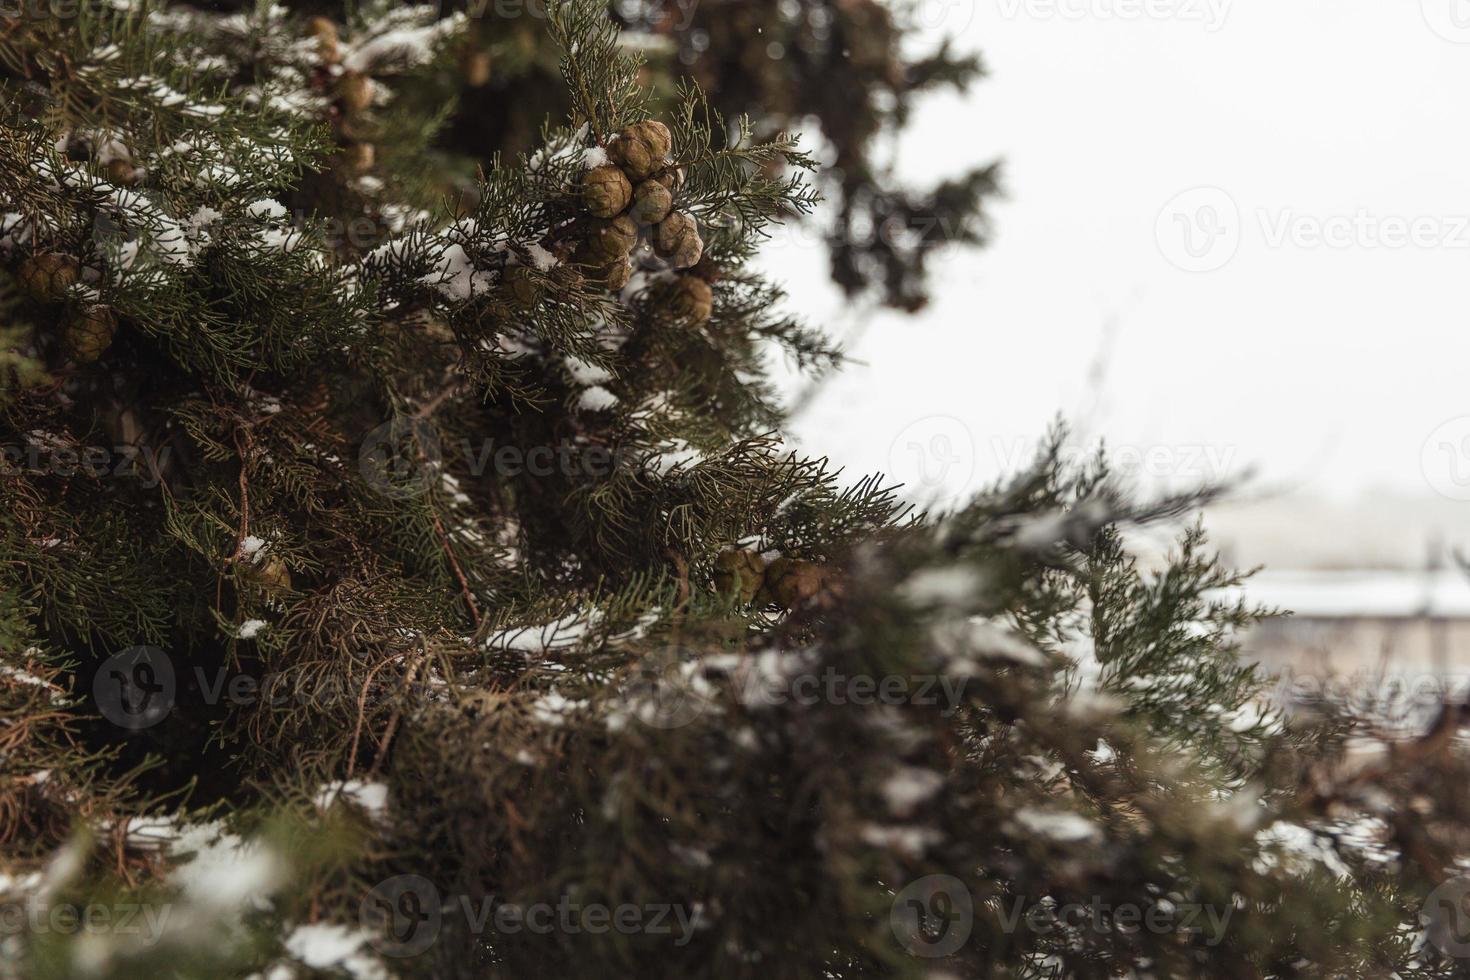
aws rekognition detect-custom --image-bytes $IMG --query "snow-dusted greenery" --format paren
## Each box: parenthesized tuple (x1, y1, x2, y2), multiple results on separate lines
(1, 2, 1467, 979)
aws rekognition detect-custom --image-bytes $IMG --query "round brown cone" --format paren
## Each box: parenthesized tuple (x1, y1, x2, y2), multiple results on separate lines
(714, 549, 766, 604)
(64, 305, 117, 363)
(18, 253, 80, 303)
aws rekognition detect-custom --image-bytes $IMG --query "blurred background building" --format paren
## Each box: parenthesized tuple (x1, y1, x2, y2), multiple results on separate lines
(1209, 494, 1470, 690)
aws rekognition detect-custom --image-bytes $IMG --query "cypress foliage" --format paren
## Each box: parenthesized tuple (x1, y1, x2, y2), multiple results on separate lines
(0, 4, 1466, 979)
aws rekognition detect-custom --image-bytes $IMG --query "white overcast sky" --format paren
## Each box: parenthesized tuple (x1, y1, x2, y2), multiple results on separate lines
(760, 0, 1470, 523)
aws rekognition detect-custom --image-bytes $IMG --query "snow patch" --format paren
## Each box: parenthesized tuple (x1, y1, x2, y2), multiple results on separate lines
(531, 690, 588, 727)
(421, 243, 493, 301)
(901, 566, 984, 606)
(577, 386, 619, 412)
(169, 821, 283, 910)
(485, 609, 602, 655)
(245, 199, 289, 222)
(1013, 806, 1101, 844)
(283, 922, 389, 979)
(314, 780, 390, 822)
(881, 767, 944, 816)
(525, 242, 558, 271)
(564, 356, 614, 386)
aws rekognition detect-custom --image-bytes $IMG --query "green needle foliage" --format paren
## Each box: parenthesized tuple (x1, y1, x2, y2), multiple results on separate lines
(0, 4, 1466, 979)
